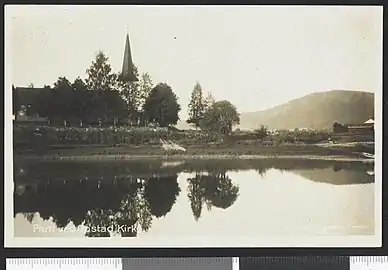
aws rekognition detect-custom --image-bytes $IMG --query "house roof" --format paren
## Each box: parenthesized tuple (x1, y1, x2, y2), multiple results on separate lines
(14, 86, 46, 105)
(364, 119, 375, 124)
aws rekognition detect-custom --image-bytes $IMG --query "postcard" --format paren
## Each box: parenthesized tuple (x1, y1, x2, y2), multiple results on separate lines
(4, 5, 382, 247)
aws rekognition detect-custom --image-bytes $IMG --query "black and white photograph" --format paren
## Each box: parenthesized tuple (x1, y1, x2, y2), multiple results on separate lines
(4, 5, 382, 247)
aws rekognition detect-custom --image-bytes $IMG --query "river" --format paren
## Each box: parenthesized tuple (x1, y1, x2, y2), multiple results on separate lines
(13, 158, 375, 238)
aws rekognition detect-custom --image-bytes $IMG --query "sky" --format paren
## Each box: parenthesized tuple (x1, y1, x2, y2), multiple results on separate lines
(5, 5, 383, 120)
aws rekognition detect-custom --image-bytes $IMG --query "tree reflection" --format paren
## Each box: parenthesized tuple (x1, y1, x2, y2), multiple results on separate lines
(256, 167, 269, 178)
(22, 212, 35, 223)
(144, 175, 181, 218)
(187, 174, 207, 221)
(14, 174, 180, 237)
(187, 172, 239, 221)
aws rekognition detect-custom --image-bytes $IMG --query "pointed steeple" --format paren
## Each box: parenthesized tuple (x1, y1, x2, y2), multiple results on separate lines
(120, 33, 138, 82)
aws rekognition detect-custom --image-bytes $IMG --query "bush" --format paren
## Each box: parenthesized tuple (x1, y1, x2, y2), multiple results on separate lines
(13, 125, 216, 148)
(13, 124, 331, 150)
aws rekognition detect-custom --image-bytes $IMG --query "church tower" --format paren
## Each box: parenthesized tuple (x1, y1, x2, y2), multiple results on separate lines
(120, 33, 138, 82)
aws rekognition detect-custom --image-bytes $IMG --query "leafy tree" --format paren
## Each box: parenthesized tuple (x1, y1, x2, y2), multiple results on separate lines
(116, 64, 141, 125)
(71, 77, 89, 122)
(34, 85, 52, 119)
(143, 83, 181, 127)
(12, 85, 21, 117)
(139, 73, 153, 107)
(85, 51, 127, 124)
(116, 66, 154, 126)
(254, 125, 269, 141)
(51, 77, 74, 123)
(200, 100, 240, 136)
(85, 51, 116, 92)
(187, 82, 206, 128)
(102, 90, 128, 124)
(138, 72, 153, 125)
(333, 122, 347, 133)
(204, 91, 215, 111)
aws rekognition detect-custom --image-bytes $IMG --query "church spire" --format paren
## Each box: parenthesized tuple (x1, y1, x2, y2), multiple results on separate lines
(120, 32, 138, 82)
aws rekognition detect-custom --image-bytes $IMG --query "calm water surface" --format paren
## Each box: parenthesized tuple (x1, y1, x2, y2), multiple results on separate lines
(13, 159, 375, 237)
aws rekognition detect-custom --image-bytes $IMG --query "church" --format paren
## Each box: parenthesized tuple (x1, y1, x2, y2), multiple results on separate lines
(13, 33, 137, 124)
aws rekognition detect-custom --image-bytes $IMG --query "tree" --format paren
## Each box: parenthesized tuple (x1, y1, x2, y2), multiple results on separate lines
(102, 89, 128, 124)
(333, 122, 347, 133)
(143, 83, 181, 127)
(12, 85, 21, 117)
(138, 72, 153, 125)
(187, 82, 206, 128)
(52, 77, 74, 123)
(254, 125, 269, 141)
(204, 91, 215, 111)
(71, 77, 89, 122)
(116, 66, 154, 126)
(85, 51, 116, 92)
(34, 85, 52, 120)
(138, 73, 153, 108)
(200, 100, 240, 136)
(116, 64, 141, 125)
(85, 51, 123, 123)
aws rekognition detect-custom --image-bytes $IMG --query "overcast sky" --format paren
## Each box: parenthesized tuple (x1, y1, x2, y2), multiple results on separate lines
(5, 5, 382, 119)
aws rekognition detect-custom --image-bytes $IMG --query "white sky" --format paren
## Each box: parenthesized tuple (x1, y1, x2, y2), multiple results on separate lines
(5, 5, 382, 119)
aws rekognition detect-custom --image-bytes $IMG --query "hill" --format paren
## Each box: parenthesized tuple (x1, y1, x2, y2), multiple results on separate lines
(238, 90, 374, 130)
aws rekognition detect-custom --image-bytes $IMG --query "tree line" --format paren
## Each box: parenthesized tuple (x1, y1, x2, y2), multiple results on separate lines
(13, 51, 181, 127)
(13, 50, 241, 134)
(186, 82, 240, 136)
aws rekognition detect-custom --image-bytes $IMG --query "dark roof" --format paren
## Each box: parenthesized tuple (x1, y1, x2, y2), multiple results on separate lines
(14, 86, 46, 105)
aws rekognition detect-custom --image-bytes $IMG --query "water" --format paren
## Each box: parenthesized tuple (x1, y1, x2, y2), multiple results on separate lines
(13, 158, 375, 238)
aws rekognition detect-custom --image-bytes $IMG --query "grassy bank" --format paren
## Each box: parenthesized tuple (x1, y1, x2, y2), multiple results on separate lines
(13, 124, 374, 160)
(14, 143, 374, 161)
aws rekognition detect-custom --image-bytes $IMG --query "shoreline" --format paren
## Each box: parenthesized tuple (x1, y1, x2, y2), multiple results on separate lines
(14, 153, 374, 163)
(14, 140, 375, 163)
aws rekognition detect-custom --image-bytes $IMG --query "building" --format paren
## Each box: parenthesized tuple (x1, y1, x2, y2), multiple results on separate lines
(13, 33, 137, 126)
(347, 119, 374, 133)
(13, 86, 49, 123)
(333, 119, 374, 134)
(120, 33, 138, 82)
(347, 123, 374, 133)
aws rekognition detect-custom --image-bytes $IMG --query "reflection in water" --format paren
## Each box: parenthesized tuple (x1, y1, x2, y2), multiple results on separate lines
(13, 159, 375, 237)
(15, 174, 181, 237)
(188, 172, 239, 221)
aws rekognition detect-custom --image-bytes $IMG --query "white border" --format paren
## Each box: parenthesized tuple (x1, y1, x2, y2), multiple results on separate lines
(4, 6, 383, 248)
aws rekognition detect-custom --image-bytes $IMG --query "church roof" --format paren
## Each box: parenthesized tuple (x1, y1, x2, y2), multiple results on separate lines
(120, 33, 138, 82)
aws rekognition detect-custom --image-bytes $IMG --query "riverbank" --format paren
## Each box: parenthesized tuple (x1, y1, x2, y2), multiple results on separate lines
(17, 154, 374, 162)
(14, 143, 374, 162)
(13, 124, 375, 162)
